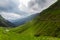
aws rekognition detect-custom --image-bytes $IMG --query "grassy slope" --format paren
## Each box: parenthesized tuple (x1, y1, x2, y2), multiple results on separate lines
(0, 0, 60, 40)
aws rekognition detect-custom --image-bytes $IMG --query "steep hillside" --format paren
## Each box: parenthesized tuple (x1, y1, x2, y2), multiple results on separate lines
(0, 15, 15, 27)
(14, 0, 60, 37)
(0, 0, 60, 40)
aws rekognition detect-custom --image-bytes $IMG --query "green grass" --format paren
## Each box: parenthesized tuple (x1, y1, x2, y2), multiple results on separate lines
(0, 0, 60, 40)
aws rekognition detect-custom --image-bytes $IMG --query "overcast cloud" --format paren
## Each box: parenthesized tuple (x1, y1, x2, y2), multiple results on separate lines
(0, 0, 57, 23)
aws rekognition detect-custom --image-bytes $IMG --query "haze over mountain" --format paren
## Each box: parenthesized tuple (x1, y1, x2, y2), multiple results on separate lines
(0, 0, 57, 26)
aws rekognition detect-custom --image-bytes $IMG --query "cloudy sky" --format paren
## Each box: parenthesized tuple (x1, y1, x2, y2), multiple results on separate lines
(0, 0, 57, 23)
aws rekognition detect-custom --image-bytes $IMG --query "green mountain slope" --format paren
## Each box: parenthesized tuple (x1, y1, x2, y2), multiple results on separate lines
(0, 0, 60, 40)
(0, 15, 15, 27)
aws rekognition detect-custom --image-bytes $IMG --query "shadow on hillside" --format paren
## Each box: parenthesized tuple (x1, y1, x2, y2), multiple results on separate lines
(34, 28, 60, 38)
(34, 0, 60, 38)
(0, 23, 6, 27)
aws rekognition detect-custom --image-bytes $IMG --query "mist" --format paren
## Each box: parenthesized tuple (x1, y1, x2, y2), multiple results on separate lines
(0, 0, 57, 26)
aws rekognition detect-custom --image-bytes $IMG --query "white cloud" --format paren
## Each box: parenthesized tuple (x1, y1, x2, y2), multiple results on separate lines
(0, 0, 8, 7)
(1, 12, 25, 22)
(18, 0, 57, 14)
(0, 0, 57, 23)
